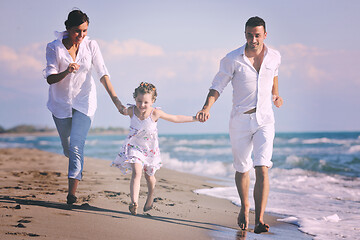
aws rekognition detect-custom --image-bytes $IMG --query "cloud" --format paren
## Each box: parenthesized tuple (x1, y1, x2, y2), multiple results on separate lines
(278, 43, 360, 87)
(0, 43, 47, 101)
(97, 39, 165, 59)
(0, 44, 44, 76)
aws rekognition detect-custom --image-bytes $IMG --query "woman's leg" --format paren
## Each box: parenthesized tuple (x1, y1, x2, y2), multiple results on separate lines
(67, 110, 91, 201)
(52, 115, 71, 158)
(144, 172, 156, 212)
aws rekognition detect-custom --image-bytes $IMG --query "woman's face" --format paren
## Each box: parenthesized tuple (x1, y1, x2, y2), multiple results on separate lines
(68, 21, 88, 45)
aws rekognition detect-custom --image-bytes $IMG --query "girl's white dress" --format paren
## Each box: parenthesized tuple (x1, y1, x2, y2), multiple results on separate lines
(112, 107, 162, 176)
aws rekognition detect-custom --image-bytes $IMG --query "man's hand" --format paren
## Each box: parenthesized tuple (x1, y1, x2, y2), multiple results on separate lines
(273, 95, 283, 108)
(196, 109, 210, 122)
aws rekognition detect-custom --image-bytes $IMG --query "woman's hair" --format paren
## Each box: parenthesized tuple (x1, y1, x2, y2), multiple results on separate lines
(65, 9, 89, 30)
(133, 82, 157, 102)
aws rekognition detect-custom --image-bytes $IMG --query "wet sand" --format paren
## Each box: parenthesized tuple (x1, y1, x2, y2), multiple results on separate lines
(0, 148, 310, 239)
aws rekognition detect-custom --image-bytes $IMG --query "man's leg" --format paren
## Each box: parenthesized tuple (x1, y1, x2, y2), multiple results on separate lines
(254, 166, 270, 233)
(252, 122, 274, 233)
(235, 170, 250, 230)
(229, 113, 254, 230)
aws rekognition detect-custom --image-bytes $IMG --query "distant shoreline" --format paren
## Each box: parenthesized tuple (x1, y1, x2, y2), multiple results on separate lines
(0, 130, 129, 137)
(0, 124, 129, 137)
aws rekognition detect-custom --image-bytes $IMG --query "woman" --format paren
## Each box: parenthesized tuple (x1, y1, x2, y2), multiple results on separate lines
(44, 9, 125, 204)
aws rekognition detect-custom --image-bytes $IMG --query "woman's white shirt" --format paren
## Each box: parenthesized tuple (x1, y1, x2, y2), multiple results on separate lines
(44, 31, 110, 118)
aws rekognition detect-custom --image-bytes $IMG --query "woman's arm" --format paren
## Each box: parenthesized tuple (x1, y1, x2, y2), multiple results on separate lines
(155, 109, 197, 123)
(100, 75, 127, 115)
(46, 63, 80, 85)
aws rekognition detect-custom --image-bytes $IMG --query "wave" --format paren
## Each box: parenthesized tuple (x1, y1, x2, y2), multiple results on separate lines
(173, 146, 232, 156)
(195, 168, 360, 240)
(281, 137, 360, 146)
(348, 145, 360, 153)
(161, 152, 235, 178)
(159, 137, 230, 147)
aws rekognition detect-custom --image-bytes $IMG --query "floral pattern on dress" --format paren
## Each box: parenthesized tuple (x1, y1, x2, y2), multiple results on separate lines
(111, 106, 162, 176)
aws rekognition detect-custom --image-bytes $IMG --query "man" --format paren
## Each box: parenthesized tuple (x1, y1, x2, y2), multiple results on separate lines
(196, 16, 283, 234)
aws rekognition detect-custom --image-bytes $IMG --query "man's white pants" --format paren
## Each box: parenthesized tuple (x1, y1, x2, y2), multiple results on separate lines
(229, 112, 275, 173)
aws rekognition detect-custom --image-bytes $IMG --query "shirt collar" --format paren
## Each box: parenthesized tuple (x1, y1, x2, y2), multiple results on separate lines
(54, 31, 68, 40)
(54, 31, 89, 44)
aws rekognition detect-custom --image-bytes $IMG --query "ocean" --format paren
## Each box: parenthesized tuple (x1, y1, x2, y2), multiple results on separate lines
(1, 132, 359, 240)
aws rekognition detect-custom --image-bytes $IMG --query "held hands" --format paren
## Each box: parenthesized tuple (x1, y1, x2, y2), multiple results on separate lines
(111, 96, 127, 115)
(67, 63, 80, 73)
(118, 105, 128, 115)
(196, 109, 210, 123)
(273, 95, 283, 108)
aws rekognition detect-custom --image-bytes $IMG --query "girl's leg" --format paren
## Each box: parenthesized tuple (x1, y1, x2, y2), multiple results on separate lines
(130, 163, 143, 205)
(144, 172, 156, 212)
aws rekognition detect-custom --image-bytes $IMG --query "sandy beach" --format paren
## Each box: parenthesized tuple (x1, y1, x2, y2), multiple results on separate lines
(0, 148, 309, 240)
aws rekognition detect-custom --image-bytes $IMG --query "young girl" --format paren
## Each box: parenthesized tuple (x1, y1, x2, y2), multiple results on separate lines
(112, 82, 197, 215)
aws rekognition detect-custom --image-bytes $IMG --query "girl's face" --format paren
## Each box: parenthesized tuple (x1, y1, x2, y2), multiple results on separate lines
(135, 93, 154, 114)
(68, 21, 88, 45)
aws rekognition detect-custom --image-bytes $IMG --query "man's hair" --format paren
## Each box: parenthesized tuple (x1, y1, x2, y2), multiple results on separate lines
(245, 16, 266, 32)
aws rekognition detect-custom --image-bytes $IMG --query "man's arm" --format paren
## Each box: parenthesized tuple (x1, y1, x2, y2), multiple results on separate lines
(272, 76, 283, 108)
(196, 89, 220, 122)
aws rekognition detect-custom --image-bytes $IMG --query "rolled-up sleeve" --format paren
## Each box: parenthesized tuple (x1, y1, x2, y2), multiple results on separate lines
(44, 43, 59, 78)
(90, 40, 110, 80)
(210, 56, 234, 94)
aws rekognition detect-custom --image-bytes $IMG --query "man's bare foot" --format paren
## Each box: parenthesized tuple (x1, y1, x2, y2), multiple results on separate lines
(254, 222, 269, 234)
(237, 207, 249, 230)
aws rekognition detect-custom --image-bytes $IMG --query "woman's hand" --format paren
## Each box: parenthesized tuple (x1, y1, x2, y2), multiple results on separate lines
(118, 104, 128, 115)
(67, 63, 80, 73)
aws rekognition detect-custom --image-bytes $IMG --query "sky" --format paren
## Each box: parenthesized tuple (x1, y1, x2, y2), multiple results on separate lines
(1, 0, 360, 134)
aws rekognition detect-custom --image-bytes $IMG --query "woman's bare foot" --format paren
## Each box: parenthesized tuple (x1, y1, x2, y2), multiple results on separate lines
(254, 222, 269, 234)
(237, 207, 249, 230)
(129, 202, 138, 215)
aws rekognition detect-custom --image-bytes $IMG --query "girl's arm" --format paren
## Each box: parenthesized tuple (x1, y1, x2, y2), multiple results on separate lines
(154, 109, 197, 123)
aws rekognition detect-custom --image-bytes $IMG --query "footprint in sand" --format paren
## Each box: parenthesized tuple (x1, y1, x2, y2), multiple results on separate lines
(14, 223, 26, 228)
(18, 219, 31, 224)
(6, 232, 41, 237)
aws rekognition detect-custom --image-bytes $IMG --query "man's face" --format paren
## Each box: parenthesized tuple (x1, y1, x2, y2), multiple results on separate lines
(245, 26, 267, 51)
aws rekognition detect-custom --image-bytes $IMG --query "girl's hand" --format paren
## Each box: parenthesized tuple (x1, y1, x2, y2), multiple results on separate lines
(67, 63, 80, 73)
(116, 103, 127, 115)
(119, 106, 128, 115)
(196, 109, 210, 122)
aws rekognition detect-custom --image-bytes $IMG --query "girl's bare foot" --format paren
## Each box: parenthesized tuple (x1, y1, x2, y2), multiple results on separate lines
(143, 198, 153, 212)
(129, 202, 138, 215)
(237, 207, 249, 230)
